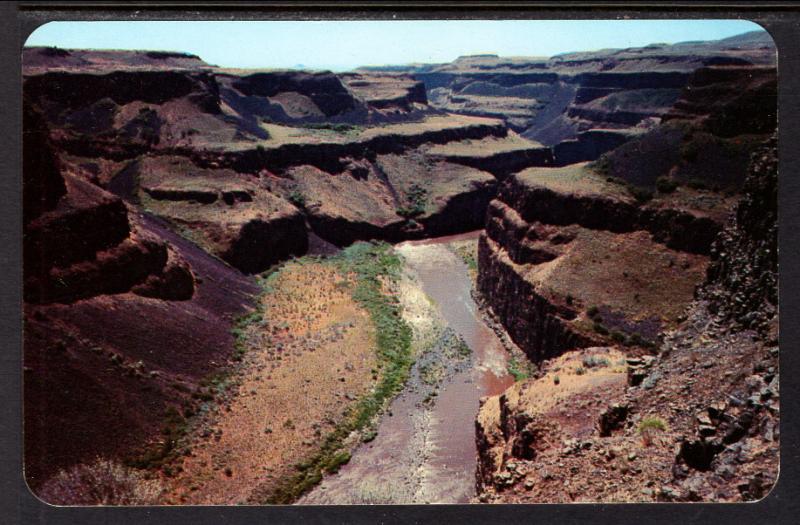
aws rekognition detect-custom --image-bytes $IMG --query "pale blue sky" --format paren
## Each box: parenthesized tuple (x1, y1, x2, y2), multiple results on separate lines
(25, 19, 765, 71)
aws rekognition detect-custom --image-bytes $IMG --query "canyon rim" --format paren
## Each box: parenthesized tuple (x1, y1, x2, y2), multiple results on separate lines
(21, 20, 778, 506)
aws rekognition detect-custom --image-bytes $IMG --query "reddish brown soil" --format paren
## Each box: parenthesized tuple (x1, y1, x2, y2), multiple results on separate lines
(162, 261, 377, 504)
(24, 211, 259, 494)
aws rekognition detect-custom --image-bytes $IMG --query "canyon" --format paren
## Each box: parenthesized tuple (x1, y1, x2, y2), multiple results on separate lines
(22, 29, 777, 505)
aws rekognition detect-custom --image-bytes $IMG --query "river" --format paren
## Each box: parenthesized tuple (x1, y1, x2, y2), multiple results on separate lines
(298, 231, 514, 504)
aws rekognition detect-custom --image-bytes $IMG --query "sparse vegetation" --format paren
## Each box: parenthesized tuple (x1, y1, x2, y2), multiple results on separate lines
(507, 357, 529, 382)
(624, 332, 656, 349)
(287, 189, 307, 209)
(638, 416, 668, 446)
(610, 330, 626, 343)
(655, 175, 679, 194)
(628, 185, 654, 203)
(582, 355, 610, 369)
(396, 183, 428, 219)
(264, 242, 414, 503)
(298, 122, 362, 134)
(38, 459, 163, 505)
(687, 177, 710, 190)
(590, 155, 614, 176)
(592, 321, 609, 336)
(351, 480, 414, 504)
(455, 337, 472, 357)
(127, 406, 188, 472)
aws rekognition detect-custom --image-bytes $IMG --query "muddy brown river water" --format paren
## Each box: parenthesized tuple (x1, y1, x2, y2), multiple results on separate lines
(299, 232, 514, 504)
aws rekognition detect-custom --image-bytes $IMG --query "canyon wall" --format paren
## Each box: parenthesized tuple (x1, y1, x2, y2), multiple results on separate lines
(23, 48, 557, 275)
(474, 137, 779, 503)
(367, 30, 775, 164)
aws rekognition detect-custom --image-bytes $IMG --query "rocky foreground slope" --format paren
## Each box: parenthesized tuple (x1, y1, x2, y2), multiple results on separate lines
(366, 31, 775, 164)
(474, 137, 778, 503)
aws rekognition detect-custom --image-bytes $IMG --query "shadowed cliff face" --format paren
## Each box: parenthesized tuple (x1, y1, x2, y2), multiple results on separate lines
(699, 136, 778, 332)
(22, 101, 195, 304)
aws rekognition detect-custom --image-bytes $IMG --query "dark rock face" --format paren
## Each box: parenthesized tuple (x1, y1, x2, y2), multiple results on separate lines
(418, 180, 498, 237)
(598, 403, 629, 437)
(699, 137, 778, 331)
(25, 70, 220, 112)
(666, 66, 777, 138)
(22, 100, 195, 304)
(477, 232, 592, 362)
(553, 129, 635, 165)
(218, 118, 507, 175)
(23, 101, 67, 224)
(493, 174, 722, 256)
(435, 146, 554, 179)
(232, 71, 359, 117)
(222, 214, 309, 275)
(23, 215, 258, 489)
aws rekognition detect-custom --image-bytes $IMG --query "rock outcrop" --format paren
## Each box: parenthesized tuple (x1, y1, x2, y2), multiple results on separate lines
(474, 137, 779, 504)
(23, 102, 194, 304)
(477, 161, 725, 362)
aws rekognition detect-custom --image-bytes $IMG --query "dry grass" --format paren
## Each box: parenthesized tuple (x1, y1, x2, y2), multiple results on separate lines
(427, 131, 545, 158)
(512, 227, 707, 327)
(37, 459, 163, 506)
(515, 163, 633, 201)
(163, 261, 378, 504)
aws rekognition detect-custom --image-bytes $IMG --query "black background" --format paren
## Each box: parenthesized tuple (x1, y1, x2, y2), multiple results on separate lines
(3, 2, 799, 524)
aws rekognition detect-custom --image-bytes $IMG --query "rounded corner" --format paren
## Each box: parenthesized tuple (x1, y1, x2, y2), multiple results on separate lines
(745, 462, 781, 504)
(22, 21, 60, 50)
(22, 467, 66, 509)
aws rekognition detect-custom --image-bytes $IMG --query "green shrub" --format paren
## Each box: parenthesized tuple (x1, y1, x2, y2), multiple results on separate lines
(687, 178, 709, 190)
(590, 155, 614, 176)
(587, 306, 600, 319)
(593, 322, 609, 336)
(323, 450, 351, 474)
(639, 416, 667, 432)
(582, 355, 610, 369)
(639, 416, 668, 446)
(299, 122, 360, 134)
(506, 357, 529, 382)
(396, 183, 428, 219)
(655, 176, 679, 194)
(628, 185, 654, 203)
(288, 190, 307, 208)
